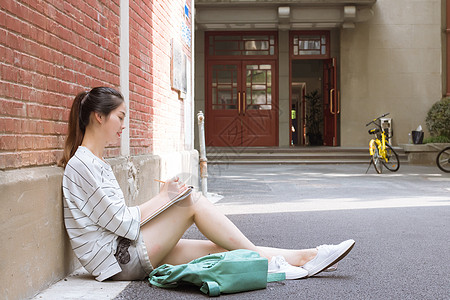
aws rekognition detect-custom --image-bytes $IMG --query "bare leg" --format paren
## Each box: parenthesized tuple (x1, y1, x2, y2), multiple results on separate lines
(159, 239, 227, 266)
(140, 193, 317, 268)
(257, 246, 317, 266)
(141, 193, 261, 267)
(160, 239, 317, 267)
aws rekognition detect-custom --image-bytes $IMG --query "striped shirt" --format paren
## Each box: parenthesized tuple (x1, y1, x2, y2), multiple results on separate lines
(62, 146, 141, 281)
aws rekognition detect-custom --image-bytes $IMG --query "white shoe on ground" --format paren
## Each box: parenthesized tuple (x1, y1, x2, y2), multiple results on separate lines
(268, 255, 308, 280)
(302, 239, 355, 277)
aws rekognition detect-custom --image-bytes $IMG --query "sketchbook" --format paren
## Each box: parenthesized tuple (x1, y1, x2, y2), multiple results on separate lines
(140, 186, 194, 226)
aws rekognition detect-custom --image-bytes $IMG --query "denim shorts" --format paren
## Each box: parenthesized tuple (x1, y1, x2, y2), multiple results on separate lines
(109, 232, 153, 281)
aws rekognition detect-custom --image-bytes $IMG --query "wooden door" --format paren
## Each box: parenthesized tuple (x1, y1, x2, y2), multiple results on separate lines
(206, 61, 277, 147)
(323, 58, 339, 146)
(206, 62, 242, 146)
(242, 61, 277, 146)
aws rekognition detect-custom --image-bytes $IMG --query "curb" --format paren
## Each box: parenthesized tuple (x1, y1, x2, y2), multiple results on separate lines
(31, 268, 130, 300)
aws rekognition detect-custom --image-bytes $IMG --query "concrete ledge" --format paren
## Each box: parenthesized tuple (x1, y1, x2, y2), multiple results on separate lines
(109, 155, 161, 207)
(401, 143, 450, 165)
(0, 150, 199, 300)
(110, 149, 199, 206)
(0, 166, 78, 300)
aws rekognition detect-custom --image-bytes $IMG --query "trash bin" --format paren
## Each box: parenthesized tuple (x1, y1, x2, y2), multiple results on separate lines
(411, 130, 424, 144)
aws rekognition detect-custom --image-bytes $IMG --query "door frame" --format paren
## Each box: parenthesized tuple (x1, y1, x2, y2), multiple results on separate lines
(289, 30, 339, 146)
(205, 31, 279, 147)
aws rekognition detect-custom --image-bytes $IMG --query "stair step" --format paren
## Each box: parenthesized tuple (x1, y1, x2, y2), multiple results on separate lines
(209, 160, 372, 165)
(205, 147, 407, 165)
(207, 153, 372, 158)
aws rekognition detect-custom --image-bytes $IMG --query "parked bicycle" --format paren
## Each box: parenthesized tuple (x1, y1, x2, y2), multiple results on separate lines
(436, 146, 450, 172)
(366, 113, 400, 174)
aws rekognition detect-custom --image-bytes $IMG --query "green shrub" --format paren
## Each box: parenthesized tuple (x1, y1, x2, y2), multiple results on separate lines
(425, 98, 450, 139)
(423, 135, 450, 144)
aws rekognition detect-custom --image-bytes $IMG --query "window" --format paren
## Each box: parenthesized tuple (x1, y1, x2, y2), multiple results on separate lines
(246, 64, 272, 110)
(211, 65, 238, 110)
(291, 31, 329, 59)
(208, 33, 277, 57)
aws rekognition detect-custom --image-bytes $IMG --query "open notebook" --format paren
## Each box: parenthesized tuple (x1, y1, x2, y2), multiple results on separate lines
(140, 186, 194, 226)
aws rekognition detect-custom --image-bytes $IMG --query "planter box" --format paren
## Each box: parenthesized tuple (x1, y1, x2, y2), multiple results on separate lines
(401, 143, 450, 165)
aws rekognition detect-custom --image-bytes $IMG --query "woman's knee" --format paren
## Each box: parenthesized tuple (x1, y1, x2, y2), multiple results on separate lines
(176, 191, 206, 209)
(191, 192, 213, 211)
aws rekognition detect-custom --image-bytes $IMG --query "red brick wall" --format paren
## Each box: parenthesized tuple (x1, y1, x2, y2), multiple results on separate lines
(129, 1, 153, 155)
(150, 0, 191, 155)
(0, 0, 192, 169)
(0, 0, 121, 169)
(129, 0, 192, 156)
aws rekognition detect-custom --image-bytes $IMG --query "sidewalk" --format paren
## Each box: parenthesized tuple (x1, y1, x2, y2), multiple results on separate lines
(31, 269, 129, 300)
(33, 164, 450, 299)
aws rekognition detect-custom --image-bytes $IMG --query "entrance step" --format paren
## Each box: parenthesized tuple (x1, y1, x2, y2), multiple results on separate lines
(206, 146, 408, 165)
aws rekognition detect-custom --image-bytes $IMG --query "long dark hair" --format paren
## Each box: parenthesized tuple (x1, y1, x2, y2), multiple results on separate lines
(59, 87, 124, 167)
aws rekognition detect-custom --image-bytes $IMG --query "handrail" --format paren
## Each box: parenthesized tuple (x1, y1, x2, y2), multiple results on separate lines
(197, 111, 208, 196)
(330, 89, 335, 114)
(243, 91, 246, 115)
(238, 92, 241, 115)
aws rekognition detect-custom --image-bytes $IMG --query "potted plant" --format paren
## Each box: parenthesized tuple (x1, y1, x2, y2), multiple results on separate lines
(305, 89, 323, 146)
(425, 97, 450, 144)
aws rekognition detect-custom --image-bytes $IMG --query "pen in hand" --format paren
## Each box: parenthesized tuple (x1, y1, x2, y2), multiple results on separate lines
(154, 179, 190, 192)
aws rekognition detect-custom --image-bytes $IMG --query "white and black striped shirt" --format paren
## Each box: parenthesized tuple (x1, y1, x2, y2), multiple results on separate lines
(62, 146, 141, 281)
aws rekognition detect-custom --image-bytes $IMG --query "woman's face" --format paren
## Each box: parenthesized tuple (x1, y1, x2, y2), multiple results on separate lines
(103, 101, 126, 145)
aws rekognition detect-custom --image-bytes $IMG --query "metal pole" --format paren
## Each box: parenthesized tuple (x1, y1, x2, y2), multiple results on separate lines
(197, 111, 208, 195)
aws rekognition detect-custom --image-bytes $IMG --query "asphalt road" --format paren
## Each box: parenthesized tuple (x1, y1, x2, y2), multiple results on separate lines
(115, 164, 450, 300)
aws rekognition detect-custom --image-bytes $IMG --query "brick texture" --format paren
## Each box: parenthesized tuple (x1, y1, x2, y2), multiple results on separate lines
(129, 0, 154, 155)
(129, 0, 191, 156)
(152, 0, 191, 155)
(1, 0, 191, 169)
(1, 0, 120, 169)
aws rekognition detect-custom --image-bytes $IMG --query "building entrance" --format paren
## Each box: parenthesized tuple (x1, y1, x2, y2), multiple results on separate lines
(290, 31, 340, 146)
(206, 61, 277, 147)
(205, 32, 278, 147)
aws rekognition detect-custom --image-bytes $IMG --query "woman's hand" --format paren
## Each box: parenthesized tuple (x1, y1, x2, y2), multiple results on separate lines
(160, 177, 187, 199)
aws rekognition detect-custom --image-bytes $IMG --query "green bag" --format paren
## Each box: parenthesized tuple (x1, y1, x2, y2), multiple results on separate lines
(148, 249, 285, 296)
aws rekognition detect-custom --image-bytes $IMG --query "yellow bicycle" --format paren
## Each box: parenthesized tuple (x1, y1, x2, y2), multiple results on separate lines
(366, 113, 400, 174)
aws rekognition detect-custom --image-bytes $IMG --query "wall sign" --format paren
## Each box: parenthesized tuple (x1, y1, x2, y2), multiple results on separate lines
(171, 39, 187, 97)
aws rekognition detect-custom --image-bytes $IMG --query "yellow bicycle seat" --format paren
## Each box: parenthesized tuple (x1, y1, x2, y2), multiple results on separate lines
(368, 128, 380, 134)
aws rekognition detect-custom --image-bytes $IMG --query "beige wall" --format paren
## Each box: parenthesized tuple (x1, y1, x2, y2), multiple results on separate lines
(0, 167, 77, 300)
(341, 0, 442, 146)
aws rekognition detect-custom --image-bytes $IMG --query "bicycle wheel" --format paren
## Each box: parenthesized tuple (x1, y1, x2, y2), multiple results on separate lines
(436, 147, 450, 173)
(382, 144, 400, 172)
(372, 146, 383, 174)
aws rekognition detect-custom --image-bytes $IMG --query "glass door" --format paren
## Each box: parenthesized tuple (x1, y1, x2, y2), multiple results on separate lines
(242, 61, 277, 146)
(207, 62, 242, 147)
(206, 61, 277, 147)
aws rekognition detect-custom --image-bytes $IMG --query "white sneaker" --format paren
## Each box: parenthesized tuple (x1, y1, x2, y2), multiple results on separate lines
(268, 256, 308, 280)
(302, 239, 355, 277)
(323, 263, 338, 272)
